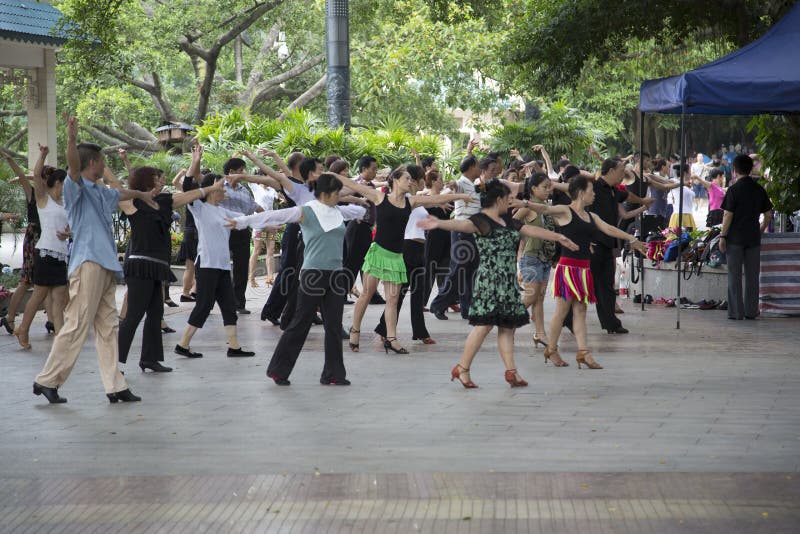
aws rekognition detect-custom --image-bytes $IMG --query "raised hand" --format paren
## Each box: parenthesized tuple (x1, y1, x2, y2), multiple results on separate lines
(531, 144, 544, 152)
(38, 143, 50, 157)
(62, 113, 78, 139)
(510, 148, 521, 158)
(191, 139, 203, 160)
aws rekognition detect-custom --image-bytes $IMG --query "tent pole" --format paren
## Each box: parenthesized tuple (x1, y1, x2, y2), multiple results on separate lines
(677, 105, 686, 330)
(639, 110, 646, 311)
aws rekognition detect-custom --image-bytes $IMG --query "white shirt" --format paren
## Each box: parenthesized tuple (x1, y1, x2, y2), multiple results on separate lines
(233, 204, 365, 231)
(251, 185, 279, 230)
(404, 206, 429, 240)
(452, 176, 481, 220)
(691, 162, 707, 179)
(285, 182, 315, 206)
(187, 200, 243, 270)
(668, 186, 695, 215)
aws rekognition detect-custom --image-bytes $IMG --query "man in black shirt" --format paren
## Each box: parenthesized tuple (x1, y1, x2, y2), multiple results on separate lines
(720, 155, 773, 320)
(584, 158, 653, 334)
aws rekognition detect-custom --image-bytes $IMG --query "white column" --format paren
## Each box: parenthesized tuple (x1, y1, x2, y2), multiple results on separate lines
(26, 48, 58, 170)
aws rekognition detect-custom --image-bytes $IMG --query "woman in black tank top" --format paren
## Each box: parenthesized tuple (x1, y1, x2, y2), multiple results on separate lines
(336, 167, 471, 355)
(521, 175, 648, 370)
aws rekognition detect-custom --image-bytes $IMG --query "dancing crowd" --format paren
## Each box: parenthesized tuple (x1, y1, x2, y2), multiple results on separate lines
(0, 113, 771, 404)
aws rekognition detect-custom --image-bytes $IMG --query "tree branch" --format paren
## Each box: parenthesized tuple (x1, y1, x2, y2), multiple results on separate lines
(249, 53, 325, 108)
(121, 121, 158, 142)
(4, 127, 28, 149)
(83, 125, 162, 152)
(0, 110, 26, 117)
(214, 0, 283, 52)
(245, 22, 282, 92)
(278, 74, 327, 119)
(129, 73, 178, 122)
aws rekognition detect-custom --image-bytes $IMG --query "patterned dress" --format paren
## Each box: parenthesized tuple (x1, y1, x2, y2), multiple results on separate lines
(19, 196, 41, 284)
(466, 212, 529, 329)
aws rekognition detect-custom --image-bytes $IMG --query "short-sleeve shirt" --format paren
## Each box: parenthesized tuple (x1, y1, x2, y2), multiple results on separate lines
(588, 177, 628, 249)
(187, 200, 243, 270)
(220, 181, 259, 217)
(720, 176, 773, 247)
(63, 176, 123, 278)
(708, 183, 725, 211)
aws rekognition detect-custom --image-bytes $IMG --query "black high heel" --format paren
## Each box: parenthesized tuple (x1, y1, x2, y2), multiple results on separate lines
(383, 337, 408, 355)
(348, 327, 360, 352)
(107, 388, 142, 403)
(161, 325, 176, 334)
(140, 361, 173, 372)
(45, 321, 55, 334)
(1, 317, 14, 335)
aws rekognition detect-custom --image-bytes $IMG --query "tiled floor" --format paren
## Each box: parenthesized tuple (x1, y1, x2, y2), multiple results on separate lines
(1, 282, 799, 532)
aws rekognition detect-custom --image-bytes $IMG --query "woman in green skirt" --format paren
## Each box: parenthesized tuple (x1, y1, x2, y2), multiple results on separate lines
(339, 167, 471, 354)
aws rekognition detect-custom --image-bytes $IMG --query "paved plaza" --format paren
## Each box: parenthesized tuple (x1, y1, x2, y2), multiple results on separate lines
(1, 282, 799, 532)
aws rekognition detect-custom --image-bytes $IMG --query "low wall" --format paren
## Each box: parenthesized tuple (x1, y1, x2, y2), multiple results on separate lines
(633, 262, 729, 302)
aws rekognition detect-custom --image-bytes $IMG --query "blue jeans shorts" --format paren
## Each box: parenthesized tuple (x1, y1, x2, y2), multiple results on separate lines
(519, 255, 552, 283)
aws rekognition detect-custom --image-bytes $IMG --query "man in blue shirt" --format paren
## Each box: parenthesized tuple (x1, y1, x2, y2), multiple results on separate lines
(33, 115, 156, 404)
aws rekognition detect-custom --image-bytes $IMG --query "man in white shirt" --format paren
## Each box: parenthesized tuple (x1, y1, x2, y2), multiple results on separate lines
(429, 154, 482, 320)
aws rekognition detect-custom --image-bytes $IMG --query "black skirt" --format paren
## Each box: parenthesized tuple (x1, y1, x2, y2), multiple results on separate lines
(33, 251, 68, 286)
(177, 228, 198, 262)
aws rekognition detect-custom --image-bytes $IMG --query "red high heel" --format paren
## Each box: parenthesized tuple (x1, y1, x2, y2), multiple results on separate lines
(504, 369, 528, 388)
(451, 364, 477, 388)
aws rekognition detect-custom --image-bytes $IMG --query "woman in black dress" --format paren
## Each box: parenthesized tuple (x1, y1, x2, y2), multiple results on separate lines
(0, 148, 41, 335)
(523, 175, 647, 369)
(117, 167, 225, 372)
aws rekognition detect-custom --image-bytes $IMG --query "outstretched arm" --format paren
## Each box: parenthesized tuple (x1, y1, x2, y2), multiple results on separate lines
(226, 173, 281, 190)
(519, 225, 579, 251)
(409, 193, 471, 209)
(331, 173, 382, 204)
(242, 150, 292, 191)
(63, 113, 81, 182)
(224, 206, 303, 230)
(117, 148, 133, 176)
(32, 144, 49, 202)
(0, 148, 32, 201)
(416, 215, 476, 234)
(257, 148, 292, 176)
(532, 145, 553, 176)
(172, 175, 225, 208)
(172, 168, 187, 189)
(590, 213, 647, 254)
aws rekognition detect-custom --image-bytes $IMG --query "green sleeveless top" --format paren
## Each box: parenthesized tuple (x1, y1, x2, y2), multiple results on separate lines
(522, 201, 557, 263)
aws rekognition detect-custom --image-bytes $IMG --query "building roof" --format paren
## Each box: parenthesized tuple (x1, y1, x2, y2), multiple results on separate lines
(0, 0, 67, 46)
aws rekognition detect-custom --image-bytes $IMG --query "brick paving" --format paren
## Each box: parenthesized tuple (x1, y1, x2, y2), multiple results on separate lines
(1, 283, 799, 532)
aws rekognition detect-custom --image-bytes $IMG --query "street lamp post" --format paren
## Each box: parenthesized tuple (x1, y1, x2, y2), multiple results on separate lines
(325, 0, 350, 129)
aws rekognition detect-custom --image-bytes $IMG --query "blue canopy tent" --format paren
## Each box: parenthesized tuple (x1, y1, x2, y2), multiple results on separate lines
(636, 2, 800, 327)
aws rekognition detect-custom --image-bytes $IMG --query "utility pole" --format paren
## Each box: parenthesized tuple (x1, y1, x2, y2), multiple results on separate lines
(325, 0, 350, 129)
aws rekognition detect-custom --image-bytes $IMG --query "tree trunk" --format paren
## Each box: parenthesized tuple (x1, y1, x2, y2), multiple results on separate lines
(234, 36, 243, 84)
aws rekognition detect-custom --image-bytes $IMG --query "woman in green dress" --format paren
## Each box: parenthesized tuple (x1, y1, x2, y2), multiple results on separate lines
(418, 180, 578, 388)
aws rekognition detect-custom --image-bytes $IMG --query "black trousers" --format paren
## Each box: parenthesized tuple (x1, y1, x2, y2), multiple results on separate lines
(422, 228, 450, 305)
(261, 223, 301, 321)
(229, 228, 251, 309)
(375, 240, 429, 339)
(279, 239, 306, 330)
(189, 267, 238, 328)
(726, 244, 761, 320)
(119, 276, 164, 364)
(343, 220, 373, 290)
(430, 231, 478, 317)
(267, 269, 348, 381)
(563, 244, 621, 332)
